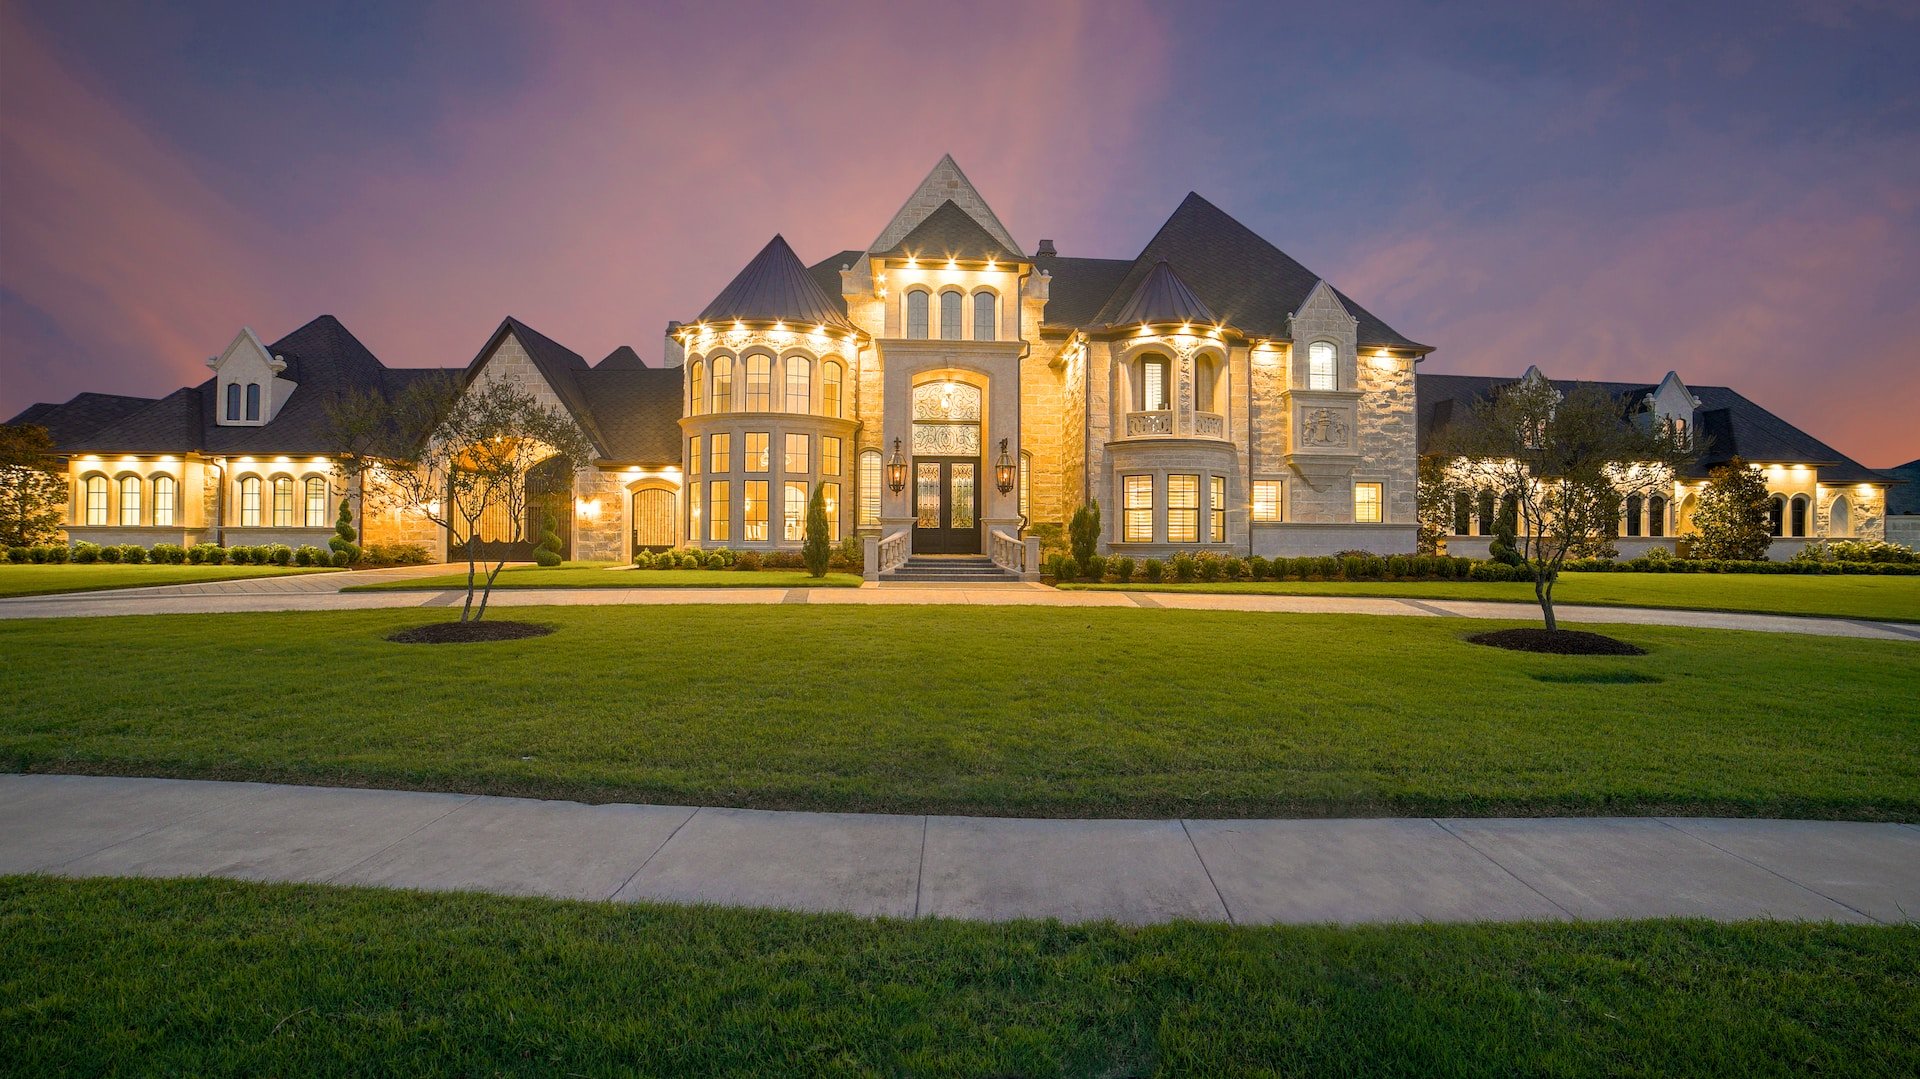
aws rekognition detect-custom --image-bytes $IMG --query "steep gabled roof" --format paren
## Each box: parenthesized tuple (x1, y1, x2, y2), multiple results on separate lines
(873, 200, 1024, 265)
(5, 392, 158, 444)
(806, 250, 862, 323)
(1416, 372, 1884, 483)
(597, 346, 646, 370)
(464, 316, 612, 456)
(697, 236, 858, 333)
(1087, 193, 1427, 349)
(868, 154, 1022, 258)
(1106, 260, 1217, 327)
(1035, 255, 1135, 329)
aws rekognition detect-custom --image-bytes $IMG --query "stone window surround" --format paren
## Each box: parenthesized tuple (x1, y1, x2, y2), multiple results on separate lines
(1112, 337, 1232, 442)
(1108, 467, 1236, 547)
(896, 284, 1003, 343)
(687, 347, 848, 418)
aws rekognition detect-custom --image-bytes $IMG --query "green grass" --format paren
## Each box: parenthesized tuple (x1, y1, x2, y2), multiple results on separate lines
(1064, 572, 1920, 622)
(345, 560, 861, 590)
(0, 563, 337, 598)
(5, 877, 1916, 1077)
(3, 605, 1915, 820)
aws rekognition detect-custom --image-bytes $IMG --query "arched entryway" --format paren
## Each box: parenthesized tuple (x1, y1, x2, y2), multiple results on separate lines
(457, 454, 572, 561)
(631, 485, 676, 552)
(910, 379, 982, 554)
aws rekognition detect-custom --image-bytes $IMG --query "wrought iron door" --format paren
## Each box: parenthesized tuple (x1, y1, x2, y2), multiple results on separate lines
(911, 457, 980, 554)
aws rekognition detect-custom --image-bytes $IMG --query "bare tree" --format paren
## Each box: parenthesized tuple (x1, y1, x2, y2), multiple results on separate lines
(1440, 374, 1692, 631)
(366, 379, 593, 622)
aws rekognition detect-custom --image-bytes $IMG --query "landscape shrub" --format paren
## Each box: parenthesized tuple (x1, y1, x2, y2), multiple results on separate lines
(735, 551, 762, 572)
(270, 545, 294, 566)
(533, 512, 563, 568)
(1051, 553, 1076, 583)
(1469, 561, 1515, 581)
(293, 545, 324, 566)
(1171, 551, 1197, 582)
(679, 551, 703, 569)
(151, 543, 186, 564)
(1222, 556, 1247, 581)
(1085, 554, 1107, 582)
(97, 544, 123, 563)
(329, 500, 361, 568)
(802, 484, 831, 578)
(1143, 557, 1164, 583)
(72, 542, 100, 564)
(362, 543, 430, 567)
(1830, 539, 1916, 563)
(1247, 555, 1269, 580)
(45, 544, 71, 564)
(28, 546, 50, 563)
(5, 546, 28, 564)
(833, 536, 862, 573)
(1068, 502, 1101, 576)
(632, 550, 654, 568)
(1195, 551, 1221, 582)
(1108, 555, 1135, 582)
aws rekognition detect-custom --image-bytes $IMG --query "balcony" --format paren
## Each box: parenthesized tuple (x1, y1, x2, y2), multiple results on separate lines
(1121, 409, 1227, 440)
(1194, 411, 1224, 438)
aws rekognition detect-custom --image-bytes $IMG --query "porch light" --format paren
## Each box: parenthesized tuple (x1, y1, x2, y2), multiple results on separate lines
(994, 438, 1016, 494)
(886, 438, 907, 493)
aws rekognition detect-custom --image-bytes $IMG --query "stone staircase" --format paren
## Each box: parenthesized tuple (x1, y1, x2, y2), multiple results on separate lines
(879, 554, 1021, 584)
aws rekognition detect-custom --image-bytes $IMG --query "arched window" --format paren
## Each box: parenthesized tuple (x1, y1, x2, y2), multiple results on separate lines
(1648, 494, 1666, 538)
(939, 291, 963, 340)
(1195, 356, 1220, 413)
(1135, 354, 1170, 412)
(304, 478, 330, 527)
(245, 383, 261, 421)
(84, 475, 109, 525)
(1308, 342, 1337, 391)
(785, 355, 812, 413)
(225, 384, 241, 420)
(905, 290, 930, 339)
(272, 477, 295, 526)
(1767, 495, 1785, 537)
(710, 356, 733, 412)
(744, 354, 772, 410)
(1677, 493, 1698, 535)
(1829, 495, 1851, 537)
(822, 361, 844, 418)
(688, 360, 705, 417)
(1789, 494, 1809, 538)
(1476, 490, 1496, 535)
(153, 475, 177, 527)
(1453, 491, 1472, 536)
(858, 449, 881, 526)
(118, 476, 142, 526)
(1625, 494, 1643, 537)
(239, 476, 262, 527)
(972, 291, 996, 341)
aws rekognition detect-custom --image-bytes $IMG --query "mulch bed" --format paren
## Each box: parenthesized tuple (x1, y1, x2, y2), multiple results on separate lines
(386, 621, 554, 645)
(1467, 627, 1648, 656)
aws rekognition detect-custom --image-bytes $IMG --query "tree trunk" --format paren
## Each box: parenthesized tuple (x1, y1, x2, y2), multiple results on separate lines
(460, 542, 479, 623)
(1536, 570, 1558, 632)
(474, 558, 507, 622)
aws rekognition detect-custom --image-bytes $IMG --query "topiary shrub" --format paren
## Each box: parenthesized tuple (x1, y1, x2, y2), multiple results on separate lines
(1143, 557, 1164, 583)
(533, 511, 563, 568)
(703, 550, 725, 569)
(679, 551, 702, 569)
(328, 499, 361, 568)
(100, 544, 126, 563)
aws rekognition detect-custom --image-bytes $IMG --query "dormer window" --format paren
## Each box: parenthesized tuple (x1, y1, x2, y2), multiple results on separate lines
(226, 384, 241, 420)
(1308, 342, 1337, 391)
(245, 383, 261, 421)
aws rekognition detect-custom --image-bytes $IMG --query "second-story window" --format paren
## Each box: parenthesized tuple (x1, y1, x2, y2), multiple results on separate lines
(688, 361, 705, 416)
(744, 355, 771, 410)
(973, 292, 996, 341)
(785, 356, 811, 413)
(822, 361, 843, 418)
(939, 291, 962, 340)
(710, 356, 733, 411)
(1140, 356, 1169, 411)
(1308, 342, 1337, 391)
(245, 383, 261, 420)
(226, 384, 241, 420)
(906, 291, 930, 339)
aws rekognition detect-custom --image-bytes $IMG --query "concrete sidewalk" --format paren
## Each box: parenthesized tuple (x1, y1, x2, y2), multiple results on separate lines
(1, 571, 1915, 639)
(5, 774, 1915, 925)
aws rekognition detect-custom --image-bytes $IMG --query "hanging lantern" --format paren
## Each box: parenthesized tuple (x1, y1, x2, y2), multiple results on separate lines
(885, 437, 907, 493)
(994, 438, 1016, 495)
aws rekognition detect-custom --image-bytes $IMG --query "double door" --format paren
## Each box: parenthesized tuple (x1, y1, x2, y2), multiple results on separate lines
(912, 457, 979, 554)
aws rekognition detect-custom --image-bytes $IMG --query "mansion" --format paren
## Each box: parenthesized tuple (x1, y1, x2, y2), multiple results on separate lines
(9, 157, 1896, 573)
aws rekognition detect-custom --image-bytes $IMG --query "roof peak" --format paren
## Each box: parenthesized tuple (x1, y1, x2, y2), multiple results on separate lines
(696, 234, 859, 332)
(873, 200, 1024, 265)
(867, 155, 1020, 258)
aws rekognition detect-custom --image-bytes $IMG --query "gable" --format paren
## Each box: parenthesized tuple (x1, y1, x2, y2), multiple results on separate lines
(868, 155, 1022, 258)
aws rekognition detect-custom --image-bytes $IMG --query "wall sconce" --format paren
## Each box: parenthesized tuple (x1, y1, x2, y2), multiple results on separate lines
(575, 497, 601, 520)
(885, 438, 907, 493)
(994, 438, 1016, 494)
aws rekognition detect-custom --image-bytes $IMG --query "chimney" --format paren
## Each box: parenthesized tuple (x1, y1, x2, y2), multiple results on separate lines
(1035, 239, 1056, 258)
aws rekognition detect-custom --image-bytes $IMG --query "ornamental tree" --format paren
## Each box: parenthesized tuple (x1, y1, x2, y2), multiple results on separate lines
(1069, 500, 1101, 575)
(1414, 454, 1455, 555)
(1689, 457, 1773, 561)
(1439, 373, 1692, 631)
(802, 483, 831, 578)
(0, 423, 67, 547)
(364, 378, 592, 622)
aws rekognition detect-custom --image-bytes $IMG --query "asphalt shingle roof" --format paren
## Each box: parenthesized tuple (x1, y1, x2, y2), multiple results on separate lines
(5, 392, 158, 445)
(698, 236, 859, 333)
(1416, 372, 1886, 484)
(1035, 255, 1135, 329)
(1106, 260, 1218, 327)
(872, 200, 1025, 264)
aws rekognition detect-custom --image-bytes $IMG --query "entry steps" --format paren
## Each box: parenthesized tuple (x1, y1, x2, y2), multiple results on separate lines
(880, 554, 1021, 583)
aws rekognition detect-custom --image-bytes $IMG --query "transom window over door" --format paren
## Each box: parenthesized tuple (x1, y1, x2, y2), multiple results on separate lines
(911, 381, 982, 456)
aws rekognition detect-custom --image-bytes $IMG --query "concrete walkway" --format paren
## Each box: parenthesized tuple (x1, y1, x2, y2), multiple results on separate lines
(0, 567, 1914, 639)
(5, 774, 1916, 925)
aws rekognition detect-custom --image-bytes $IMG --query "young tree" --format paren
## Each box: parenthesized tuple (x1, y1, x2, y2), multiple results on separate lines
(1690, 457, 1773, 561)
(368, 378, 593, 622)
(1415, 454, 1455, 555)
(0, 423, 67, 547)
(1069, 500, 1101, 575)
(802, 484, 831, 578)
(1440, 375, 1692, 631)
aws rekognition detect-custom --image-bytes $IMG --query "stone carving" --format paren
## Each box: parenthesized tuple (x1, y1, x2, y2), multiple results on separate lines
(911, 381, 981, 422)
(1126, 411, 1174, 436)
(1300, 407, 1350, 448)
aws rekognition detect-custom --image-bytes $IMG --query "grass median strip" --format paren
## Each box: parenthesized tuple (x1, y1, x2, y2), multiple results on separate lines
(344, 561, 862, 590)
(5, 876, 1916, 1077)
(0, 563, 337, 598)
(2, 605, 1914, 819)
(1062, 572, 1920, 623)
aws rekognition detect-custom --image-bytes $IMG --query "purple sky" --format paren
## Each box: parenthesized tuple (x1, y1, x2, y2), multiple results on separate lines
(4, 0, 1917, 465)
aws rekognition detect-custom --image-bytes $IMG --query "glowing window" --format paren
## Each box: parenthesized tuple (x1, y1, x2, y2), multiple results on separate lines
(1211, 476, 1226, 542)
(744, 355, 772, 410)
(785, 356, 811, 413)
(272, 477, 295, 526)
(1167, 474, 1199, 543)
(744, 480, 768, 542)
(1253, 480, 1281, 523)
(153, 475, 177, 527)
(689, 361, 705, 416)
(708, 480, 730, 542)
(1309, 342, 1337, 391)
(745, 432, 768, 473)
(822, 361, 843, 418)
(118, 475, 142, 526)
(239, 476, 262, 527)
(859, 450, 881, 526)
(1018, 451, 1032, 521)
(710, 356, 733, 411)
(1354, 482, 1382, 524)
(689, 436, 701, 476)
(784, 481, 808, 541)
(785, 433, 809, 475)
(85, 476, 109, 525)
(1123, 475, 1153, 543)
(709, 433, 730, 474)
(1140, 356, 1169, 411)
(939, 291, 962, 340)
(305, 478, 329, 527)
(822, 482, 841, 541)
(822, 436, 842, 477)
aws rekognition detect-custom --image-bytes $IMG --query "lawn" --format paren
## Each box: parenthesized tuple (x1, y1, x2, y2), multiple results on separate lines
(5, 877, 1915, 1077)
(345, 560, 862, 590)
(0, 563, 338, 599)
(1064, 572, 1920, 622)
(2, 605, 1915, 820)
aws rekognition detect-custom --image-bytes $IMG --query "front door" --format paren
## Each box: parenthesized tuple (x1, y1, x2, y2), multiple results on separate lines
(632, 488, 674, 551)
(912, 457, 980, 554)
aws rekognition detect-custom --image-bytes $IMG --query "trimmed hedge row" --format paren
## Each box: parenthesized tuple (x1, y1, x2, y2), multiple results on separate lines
(1569, 556, 1920, 576)
(3, 541, 431, 568)
(634, 537, 864, 573)
(1047, 551, 1536, 585)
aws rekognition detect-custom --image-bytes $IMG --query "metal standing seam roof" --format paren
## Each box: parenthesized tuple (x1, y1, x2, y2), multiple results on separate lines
(696, 235, 860, 333)
(1106, 259, 1219, 327)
